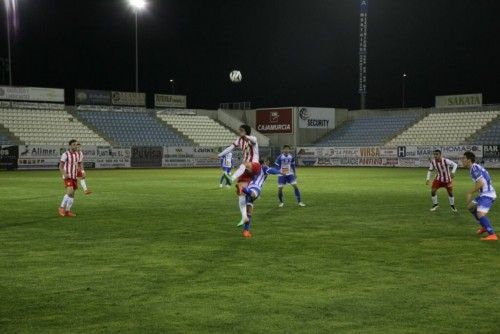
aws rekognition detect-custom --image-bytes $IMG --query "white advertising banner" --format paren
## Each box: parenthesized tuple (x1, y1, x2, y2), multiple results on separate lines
(16, 145, 131, 169)
(111, 91, 146, 106)
(162, 147, 220, 167)
(95, 147, 131, 168)
(0, 86, 64, 102)
(396, 145, 483, 159)
(298, 107, 335, 129)
(435, 93, 483, 108)
(155, 94, 187, 108)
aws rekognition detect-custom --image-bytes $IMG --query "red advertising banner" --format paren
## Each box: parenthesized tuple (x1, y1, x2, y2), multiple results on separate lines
(255, 108, 293, 133)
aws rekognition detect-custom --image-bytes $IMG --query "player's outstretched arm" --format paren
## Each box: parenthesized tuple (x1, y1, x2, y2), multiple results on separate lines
(217, 145, 235, 158)
(266, 167, 281, 175)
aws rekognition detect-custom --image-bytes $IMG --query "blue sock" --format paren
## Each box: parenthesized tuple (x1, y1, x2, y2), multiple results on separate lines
(219, 174, 225, 185)
(278, 189, 283, 203)
(479, 216, 495, 235)
(244, 215, 251, 231)
(294, 187, 301, 202)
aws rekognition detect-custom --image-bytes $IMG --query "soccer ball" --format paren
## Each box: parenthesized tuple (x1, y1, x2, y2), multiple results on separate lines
(229, 70, 242, 83)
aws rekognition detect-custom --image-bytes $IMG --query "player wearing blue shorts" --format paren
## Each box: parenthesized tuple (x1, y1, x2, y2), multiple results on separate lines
(237, 158, 280, 238)
(219, 152, 233, 188)
(463, 151, 497, 241)
(275, 145, 305, 207)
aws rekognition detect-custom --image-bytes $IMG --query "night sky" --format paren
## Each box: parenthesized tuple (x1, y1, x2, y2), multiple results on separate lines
(0, 0, 499, 109)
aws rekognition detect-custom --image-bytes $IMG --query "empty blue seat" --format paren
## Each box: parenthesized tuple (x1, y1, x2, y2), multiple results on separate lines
(316, 115, 419, 146)
(76, 111, 191, 147)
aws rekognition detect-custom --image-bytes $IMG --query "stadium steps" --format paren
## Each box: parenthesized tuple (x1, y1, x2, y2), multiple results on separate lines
(152, 113, 195, 146)
(387, 110, 500, 146)
(0, 108, 109, 146)
(382, 112, 429, 145)
(314, 114, 420, 147)
(0, 123, 23, 145)
(157, 113, 237, 147)
(75, 110, 191, 147)
(69, 110, 119, 147)
(466, 113, 500, 144)
(217, 109, 270, 146)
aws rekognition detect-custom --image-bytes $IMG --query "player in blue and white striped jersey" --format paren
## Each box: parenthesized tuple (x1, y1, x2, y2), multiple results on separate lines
(275, 145, 305, 207)
(463, 151, 497, 241)
(237, 158, 280, 237)
(219, 152, 233, 188)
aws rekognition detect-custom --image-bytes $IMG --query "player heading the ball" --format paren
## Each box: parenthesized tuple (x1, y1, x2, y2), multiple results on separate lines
(218, 124, 261, 186)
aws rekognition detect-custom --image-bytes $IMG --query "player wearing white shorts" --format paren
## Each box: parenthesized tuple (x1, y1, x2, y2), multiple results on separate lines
(76, 142, 92, 195)
(275, 145, 305, 207)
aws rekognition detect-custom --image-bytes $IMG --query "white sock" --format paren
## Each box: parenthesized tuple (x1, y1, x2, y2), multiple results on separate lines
(65, 197, 74, 212)
(238, 195, 248, 222)
(432, 196, 438, 205)
(60, 194, 69, 208)
(80, 179, 87, 191)
(449, 196, 455, 206)
(232, 164, 247, 180)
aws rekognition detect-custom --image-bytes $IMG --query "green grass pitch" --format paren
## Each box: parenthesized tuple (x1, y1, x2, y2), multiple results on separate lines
(0, 167, 499, 333)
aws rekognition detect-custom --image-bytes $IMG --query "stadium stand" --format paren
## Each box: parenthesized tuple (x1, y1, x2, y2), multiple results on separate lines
(469, 115, 500, 144)
(388, 111, 500, 146)
(158, 114, 236, 147)
(315, 114, 420, 146)
(76, 110, 191, 147)
(0, 108, 108, 145)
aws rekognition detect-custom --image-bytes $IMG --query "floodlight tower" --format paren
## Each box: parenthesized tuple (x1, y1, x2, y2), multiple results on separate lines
(358, 0, 368, 109)
(4, 0, 14, 85)
(128, 0, 146, 92)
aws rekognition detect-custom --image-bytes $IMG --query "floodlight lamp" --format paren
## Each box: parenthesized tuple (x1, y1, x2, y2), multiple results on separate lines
(129, 0, 146, 10)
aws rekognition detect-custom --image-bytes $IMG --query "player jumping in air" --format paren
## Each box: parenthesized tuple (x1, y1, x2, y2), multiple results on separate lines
(463, 151, 497, 241)
(219, 151, 233, 188)
(58, 139, 80, 217)
(238, 157, 280, 237)
(275, 145, 305, 207)
(426, 149, 458, 212)
(218, 125, 261, 225)
(76, 142, 92, 195)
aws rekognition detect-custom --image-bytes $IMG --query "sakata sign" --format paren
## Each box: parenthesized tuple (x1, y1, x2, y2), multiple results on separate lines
(435, 93, 483, 108)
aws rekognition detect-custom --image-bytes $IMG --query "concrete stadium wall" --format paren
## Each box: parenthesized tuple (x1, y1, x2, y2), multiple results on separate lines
(214, 107, 348, 147)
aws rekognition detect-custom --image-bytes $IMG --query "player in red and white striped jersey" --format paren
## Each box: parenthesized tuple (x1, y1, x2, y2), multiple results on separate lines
(58, 139, 80, 217)
(76, 142, 92, 195)
(217, 124, 261, 225)
(426, 149, 458, 212)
